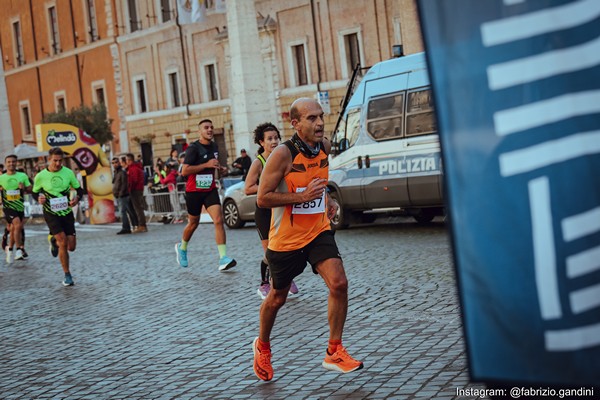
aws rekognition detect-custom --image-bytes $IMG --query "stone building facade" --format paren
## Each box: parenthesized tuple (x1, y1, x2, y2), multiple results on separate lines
(1, 0, 423, 169)
(0, 0, 121, 158)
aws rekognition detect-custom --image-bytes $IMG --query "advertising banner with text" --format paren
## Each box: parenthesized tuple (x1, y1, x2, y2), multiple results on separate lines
(36, 123, 115, 224)
(418, 0, 600, 385)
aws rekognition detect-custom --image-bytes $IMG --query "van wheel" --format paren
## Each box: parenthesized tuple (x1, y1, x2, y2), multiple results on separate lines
(413, 209, 435, 223)
(329, 191, 349, 230)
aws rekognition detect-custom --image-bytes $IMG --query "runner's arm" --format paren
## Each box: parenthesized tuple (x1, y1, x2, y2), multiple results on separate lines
(31, 175, 42, 201)
(181, 159, 218, 177)
(180, 145, 218, 177)
(69, 170, 84, 204)
(21, 175, 33, 193)
(326, 192, 338, 220)
(74, 186, 84, 200)
(244, 159, 262, 195)
(257, 145, 326, 208)
(69, 186, 84, 207)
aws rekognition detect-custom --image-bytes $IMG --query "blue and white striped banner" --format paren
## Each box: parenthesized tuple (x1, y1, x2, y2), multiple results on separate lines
(418, 0, 600, 386)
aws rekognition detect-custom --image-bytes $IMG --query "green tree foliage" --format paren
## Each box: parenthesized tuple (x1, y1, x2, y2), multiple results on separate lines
(42, 103, 114, 145)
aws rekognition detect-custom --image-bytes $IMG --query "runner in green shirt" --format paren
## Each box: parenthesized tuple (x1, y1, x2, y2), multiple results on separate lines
(32, 147, 84, 286)
(0, 154, 32, 263)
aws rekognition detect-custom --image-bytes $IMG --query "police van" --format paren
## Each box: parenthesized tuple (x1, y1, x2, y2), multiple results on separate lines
(328, 52, 444, 229)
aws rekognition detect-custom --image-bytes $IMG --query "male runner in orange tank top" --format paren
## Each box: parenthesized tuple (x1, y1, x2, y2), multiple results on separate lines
(252, 98, 363, 381)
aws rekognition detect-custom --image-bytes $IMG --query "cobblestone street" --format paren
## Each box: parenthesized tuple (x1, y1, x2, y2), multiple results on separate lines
(0, 217, 484, 399)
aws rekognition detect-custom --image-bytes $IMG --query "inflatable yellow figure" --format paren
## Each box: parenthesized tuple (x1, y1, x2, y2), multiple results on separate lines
(36, 123, 115, 224)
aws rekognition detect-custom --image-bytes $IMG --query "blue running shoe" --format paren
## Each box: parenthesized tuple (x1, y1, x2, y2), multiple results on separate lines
(62, 274, 74, 287)
(218, 256, 236, 271)
(175, 243, 188, 267)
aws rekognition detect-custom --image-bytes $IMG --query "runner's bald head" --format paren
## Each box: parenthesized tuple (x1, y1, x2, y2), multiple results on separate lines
(290, 98, 319, 122)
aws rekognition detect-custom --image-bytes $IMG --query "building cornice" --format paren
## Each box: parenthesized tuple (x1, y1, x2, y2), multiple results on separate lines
(125, 99, 231, 123)
(3, 37, 115, 77)
(116, 21, 177, 44)
(278, 79, 348, 98)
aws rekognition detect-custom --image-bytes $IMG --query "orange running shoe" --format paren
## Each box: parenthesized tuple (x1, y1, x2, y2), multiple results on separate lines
(253, 337, 273, 381)
(322, 346, 363, 373)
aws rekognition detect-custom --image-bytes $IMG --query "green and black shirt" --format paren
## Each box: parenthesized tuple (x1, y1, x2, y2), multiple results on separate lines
(0, 172, 32, 212)
(32, 167, 82, 216)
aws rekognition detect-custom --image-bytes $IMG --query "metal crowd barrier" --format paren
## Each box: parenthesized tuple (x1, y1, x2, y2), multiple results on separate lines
(21, 193, 86, 220)
(173, 183, 188, 221)
(23, 194, 43, 219)
(143, 183, 187, 223)
(141, 180, 226, 224)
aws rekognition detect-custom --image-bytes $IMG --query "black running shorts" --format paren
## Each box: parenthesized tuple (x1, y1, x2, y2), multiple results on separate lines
(266, 230, 341, 290)
(4, 208, 25, 224)
(254, 203, 271, 241)
(44, 211, 76, 236)
(185, 189, 221, 216)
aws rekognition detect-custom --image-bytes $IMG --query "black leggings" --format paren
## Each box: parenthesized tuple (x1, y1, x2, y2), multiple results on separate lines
(254, 204, 271, 241)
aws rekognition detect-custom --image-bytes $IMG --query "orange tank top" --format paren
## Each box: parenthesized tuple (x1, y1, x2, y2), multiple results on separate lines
(268, 140, 330, 252)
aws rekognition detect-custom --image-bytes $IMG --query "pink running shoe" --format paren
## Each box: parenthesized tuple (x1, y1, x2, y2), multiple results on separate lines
(257, 283, 270, 300)
(289, 280, 299, 295)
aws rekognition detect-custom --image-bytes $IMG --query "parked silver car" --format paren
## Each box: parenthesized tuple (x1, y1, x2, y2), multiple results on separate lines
(221, 178, 393, 230)
(222, 180, 256, 229)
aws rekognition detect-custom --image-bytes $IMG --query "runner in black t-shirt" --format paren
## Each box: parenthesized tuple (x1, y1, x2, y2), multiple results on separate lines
(174, 119, 236, 271)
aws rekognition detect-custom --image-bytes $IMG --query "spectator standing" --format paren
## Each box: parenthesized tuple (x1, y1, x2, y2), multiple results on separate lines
(231, 149, 252, 180)
(165, 149, 179, 170)
(120, 156, 139, 230)
(173, 152, 187, 224)
(158, 164, 178, 223)
(153, 159, 166, 186)
(112, 157, 132, 234)
(176, 152, 186, 185)
(125, 153, 147, 233)
(159, 164, 178, 189)
(71, 167, 85, 224)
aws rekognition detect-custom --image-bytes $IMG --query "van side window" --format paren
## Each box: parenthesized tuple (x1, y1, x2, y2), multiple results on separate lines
(366, 93, 403, 141)
(333, 107, 361, 154)
(406, 89, 437, 136)
(346, 108, 361, 147)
